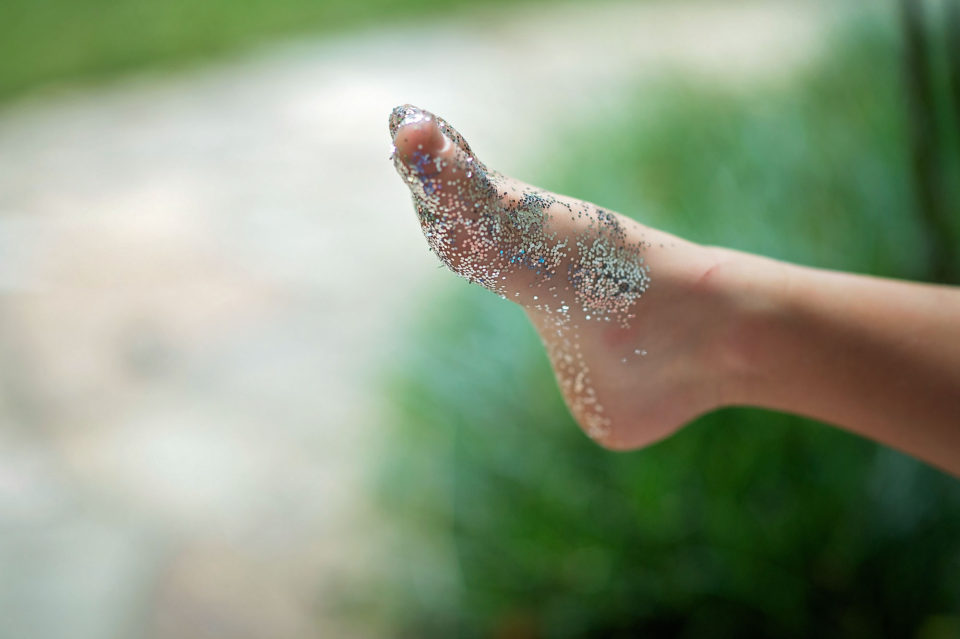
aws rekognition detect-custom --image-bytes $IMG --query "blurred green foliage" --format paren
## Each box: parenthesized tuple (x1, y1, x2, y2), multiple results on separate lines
(0, 0, 546, 102)
(378, 11, 960, 639)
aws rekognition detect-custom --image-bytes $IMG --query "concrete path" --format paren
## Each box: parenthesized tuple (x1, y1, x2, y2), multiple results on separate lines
(0, 2, 827, 637)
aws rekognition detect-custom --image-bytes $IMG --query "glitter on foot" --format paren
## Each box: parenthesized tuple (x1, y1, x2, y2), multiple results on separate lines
(389, 104, 652, 442)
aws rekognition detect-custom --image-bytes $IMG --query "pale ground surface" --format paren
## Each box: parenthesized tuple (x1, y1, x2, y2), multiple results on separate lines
(0, 2, 828, 637)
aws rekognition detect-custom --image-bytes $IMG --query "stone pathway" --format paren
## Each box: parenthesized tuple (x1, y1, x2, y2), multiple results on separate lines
(0, 2, 827, 637)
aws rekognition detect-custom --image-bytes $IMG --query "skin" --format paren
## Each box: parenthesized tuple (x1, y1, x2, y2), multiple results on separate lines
(390, 105, 960, 477)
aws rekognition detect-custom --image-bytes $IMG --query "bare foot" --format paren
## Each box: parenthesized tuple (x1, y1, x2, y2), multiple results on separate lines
(389, 105, 737, 450)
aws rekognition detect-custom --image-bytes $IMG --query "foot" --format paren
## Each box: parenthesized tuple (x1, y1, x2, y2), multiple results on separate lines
(389, 105, 735, 449)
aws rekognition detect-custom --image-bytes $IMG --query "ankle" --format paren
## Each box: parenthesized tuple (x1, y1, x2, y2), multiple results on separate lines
(694, 247, 791, 408)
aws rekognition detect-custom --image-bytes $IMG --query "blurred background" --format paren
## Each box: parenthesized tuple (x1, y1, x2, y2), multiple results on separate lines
(1, 0, 959, 637)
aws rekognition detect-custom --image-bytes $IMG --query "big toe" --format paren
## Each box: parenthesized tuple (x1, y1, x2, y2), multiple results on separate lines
(390, 105, 512, 283)
(389, 104, 491, 206)
(390, 105, 448, 164)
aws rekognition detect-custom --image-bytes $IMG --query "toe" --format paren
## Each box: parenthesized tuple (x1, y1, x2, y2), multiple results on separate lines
(390, 105, 510, 285)
(390, 105, 449, 166)
(390, 106, 458, 209)
(390, 104, 492, 215)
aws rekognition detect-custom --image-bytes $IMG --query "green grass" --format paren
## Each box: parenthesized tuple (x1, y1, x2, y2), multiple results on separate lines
(375, 12, 960, 639)
(0, 0, 551, 103)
